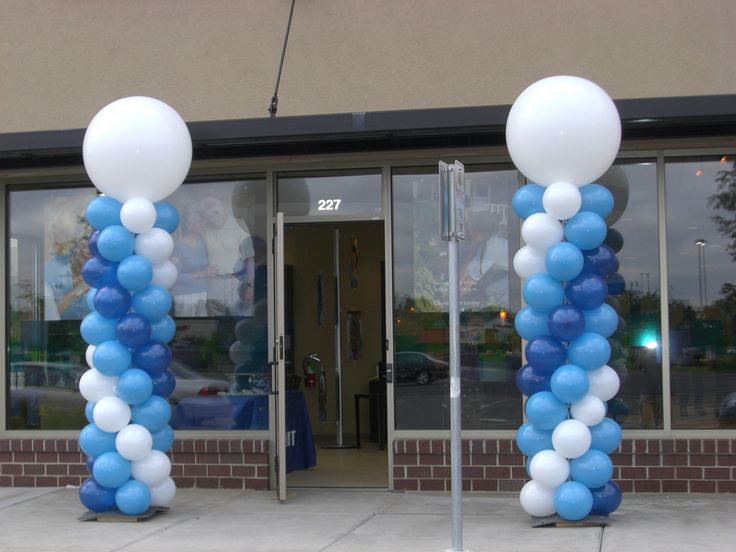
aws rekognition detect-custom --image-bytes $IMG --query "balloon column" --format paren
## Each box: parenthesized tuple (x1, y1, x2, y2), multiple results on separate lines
(77, 97, 191, 515)
(507, 76, 623, 521)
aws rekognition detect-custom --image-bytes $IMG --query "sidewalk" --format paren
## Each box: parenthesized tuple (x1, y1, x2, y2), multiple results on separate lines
(0, 487, 733, 552)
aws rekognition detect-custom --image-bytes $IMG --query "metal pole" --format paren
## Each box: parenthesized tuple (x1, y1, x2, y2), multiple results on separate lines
(448, 234, 463, 552)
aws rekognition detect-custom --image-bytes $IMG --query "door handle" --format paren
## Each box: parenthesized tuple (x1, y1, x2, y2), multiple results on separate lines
(268, 361, 278, 395)
(385, 363, 393, 384)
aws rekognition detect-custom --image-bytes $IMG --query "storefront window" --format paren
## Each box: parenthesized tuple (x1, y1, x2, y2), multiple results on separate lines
(666, 157, 736, 429)
(392, 165, 522, 430)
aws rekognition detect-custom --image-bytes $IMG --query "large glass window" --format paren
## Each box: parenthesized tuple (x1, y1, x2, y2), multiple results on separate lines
(392, 165, 522, 430)
(666, 156, 736, 429)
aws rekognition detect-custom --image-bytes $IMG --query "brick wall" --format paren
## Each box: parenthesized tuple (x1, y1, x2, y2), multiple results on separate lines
(0, 438, 270, 490)
(393, 438, 736, 493)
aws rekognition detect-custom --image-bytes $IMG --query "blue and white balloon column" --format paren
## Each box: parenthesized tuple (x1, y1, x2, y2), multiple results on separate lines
(77, 97, 191, 515)
(507, 76, 624, 521)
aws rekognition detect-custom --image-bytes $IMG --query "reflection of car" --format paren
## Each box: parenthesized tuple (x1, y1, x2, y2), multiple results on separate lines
(395, 352, 449, 385)
(717, 392, 736, 427)
(168, 360, 229, 403)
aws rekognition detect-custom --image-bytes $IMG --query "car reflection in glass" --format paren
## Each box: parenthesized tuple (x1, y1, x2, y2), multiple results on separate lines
(395, 352, 449, 385)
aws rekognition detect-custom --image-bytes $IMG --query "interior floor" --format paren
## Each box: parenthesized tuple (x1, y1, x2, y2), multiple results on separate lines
(287, 439, 388, 488)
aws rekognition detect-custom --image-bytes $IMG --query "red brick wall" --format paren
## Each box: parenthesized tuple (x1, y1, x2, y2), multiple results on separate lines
(393, 438, 736, 493)
(0, 438, 270, 490)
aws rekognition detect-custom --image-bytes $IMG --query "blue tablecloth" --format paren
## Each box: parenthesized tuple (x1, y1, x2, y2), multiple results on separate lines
(170, 391, 316, 472)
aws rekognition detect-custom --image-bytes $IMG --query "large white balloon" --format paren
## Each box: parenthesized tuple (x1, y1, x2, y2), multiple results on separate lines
(552, 419, 591, 459)
(519, 480, 557, 517)
(85, 345, 96, 369)
(513, 246, 546, 280)
(79, 368, 117, 403)
(529, 449, 570, 488)
(135, 228, 174, 263)
(571, 394, 607, 426)
(116, 424, 153, 462)
(93, 396, 132, 433)
(132, 450, 171, 487)
(121, 198, 157, 234)
(82, 96, 192, 202)
(151, 260, 178, 289)
(521, 213, 563, 251)
(587, 365, 621, 402)
(506, 76, 621, 186)
(149, 477, 177, 507)
(543, 181, 582, 220)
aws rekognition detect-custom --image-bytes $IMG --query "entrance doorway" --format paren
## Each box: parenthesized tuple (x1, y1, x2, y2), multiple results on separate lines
(281, 220, 388, 488)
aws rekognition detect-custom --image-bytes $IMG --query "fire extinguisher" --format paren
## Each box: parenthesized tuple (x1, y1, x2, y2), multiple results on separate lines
(303, 353, 320, 388)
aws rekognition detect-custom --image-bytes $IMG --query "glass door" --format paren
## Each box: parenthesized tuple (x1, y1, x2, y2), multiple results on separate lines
(274, 212, 287, 501)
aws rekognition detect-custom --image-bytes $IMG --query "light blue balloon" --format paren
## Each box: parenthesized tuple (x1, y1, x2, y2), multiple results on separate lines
(97, 225, 135, 262)
(580, 183, 614, 220)
(117, 255, 153, 292)
(564, 212, 607, 251)
(149, 315, 176, 344)
(115, 480, 151, 515)
(545, 242, 584, 281)
(92, 451, 131, 489)
(514, 307, 550, 340)
(80, 312, 117, 345)
(132, 285, 172, 321)
(590, 417, 622, 454)
(154, 202, 180, 234)
(516, 423, 553, 457)
(550, 364, 589, 404)
(79, 423, 117, 459)
(524, 391, 568, 430)
(568, 332, 611, 371)
(116, 368, 154, 406)
(85, 288, 98, 312)
(583, 304, 619, 337)
(523, 274, 565, 312)
(131, 395, 172, 433)
(151, 425, 175, 452)
(86, 196, 122, 230)
(570, 449, 614, 489)
(554, 481, 593, 521)
(84, 401, 95, 424)
(512, 184, 545, 219)
(92, 340, 132, 377)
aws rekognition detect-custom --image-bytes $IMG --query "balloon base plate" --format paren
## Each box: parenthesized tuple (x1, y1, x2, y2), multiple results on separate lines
(531, 514, 608, 528)
(79, 506, 169, 522)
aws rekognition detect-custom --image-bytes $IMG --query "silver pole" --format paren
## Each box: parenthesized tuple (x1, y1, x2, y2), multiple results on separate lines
(448, 233, 463, 551)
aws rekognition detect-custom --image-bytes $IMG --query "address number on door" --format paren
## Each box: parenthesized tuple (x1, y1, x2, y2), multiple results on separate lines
(317, 199, 342, 211)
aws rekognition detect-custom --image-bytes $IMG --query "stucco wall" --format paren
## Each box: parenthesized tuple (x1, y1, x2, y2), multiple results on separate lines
(1, 0, 735, 132)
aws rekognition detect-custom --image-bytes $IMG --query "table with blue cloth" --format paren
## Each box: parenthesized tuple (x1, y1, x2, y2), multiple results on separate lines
(170, 390, 316, 472)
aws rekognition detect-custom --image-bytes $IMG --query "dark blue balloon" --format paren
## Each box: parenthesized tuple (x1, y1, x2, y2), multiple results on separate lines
(151, 424, 175, 451)
(512, 184, 545, 219)
(133, 341, 172, 376)
(566, 273, 608, 310)
(86, 196, 122, 230)
(151, 368, 176, 398)
(590, 481, 622, 515)
(515, 364, 551, 397)
(88, 230, 100, 256)
(82, 255, 119, 289)
(94, 284, 132, 319)
(582, 245, 617, 278)
(79, 478, 117, 512)
(154, 202, 180, 233)
(606, 272, 626, 296)
(116, 313, 152, 348)
(548, 304, 585, 342)
(525, 336, 567, 373)
(604, 228, 624, 253)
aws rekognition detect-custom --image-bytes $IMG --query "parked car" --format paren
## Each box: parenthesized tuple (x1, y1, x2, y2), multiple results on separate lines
(167, 359, 229, 403)
(395, 352, 449, 385)
(717, 391, 736, 427)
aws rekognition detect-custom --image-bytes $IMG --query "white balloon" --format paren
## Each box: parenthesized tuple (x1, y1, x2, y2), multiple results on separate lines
(135, 228, 174, 263)
(519, 480, 557, 517)
(149, 477, 177, 507)
(543, 181, 582, 220)
(521, 213, 563, 251)
(85, 345, 96, 369)
(93, 396, 131, 433)
(229, 340, 249, 365)
(529, 449, 570, 488)
(587, 365, 620, 402)
(79, 368, 117, 403)
(151, 260, 178, 289)
(571, 394, 607, 426)
(116, 424, 153, 462)
(121, 198, 157, 234)
(82, 96, 192, 202)
(506, 75, 621, 186)
(513, 246, 546, 280)
(552, 419, 591, 459)
(132, 450, 171, 487)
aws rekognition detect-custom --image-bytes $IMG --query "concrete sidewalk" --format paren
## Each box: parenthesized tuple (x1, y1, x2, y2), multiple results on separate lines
(0, 487, 733, 552)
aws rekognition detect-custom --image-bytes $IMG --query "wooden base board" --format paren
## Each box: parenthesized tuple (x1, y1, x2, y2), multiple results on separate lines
(79, 507, 169, 522)
(531, 514, 609, 528)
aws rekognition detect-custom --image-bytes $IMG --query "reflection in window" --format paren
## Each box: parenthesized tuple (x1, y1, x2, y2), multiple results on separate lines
(277, 170, 382, 217)
(392, 166, 522, 430)
(666, 157, 736, 429)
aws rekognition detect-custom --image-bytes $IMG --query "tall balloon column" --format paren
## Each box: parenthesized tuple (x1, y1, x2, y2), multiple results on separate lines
(506, 77, 624, 521)
(76, 97, 191, 516)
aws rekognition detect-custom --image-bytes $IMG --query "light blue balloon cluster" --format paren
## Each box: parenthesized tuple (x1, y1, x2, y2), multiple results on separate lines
(79, 196, 179, 516)
(513, 182, 624, 521)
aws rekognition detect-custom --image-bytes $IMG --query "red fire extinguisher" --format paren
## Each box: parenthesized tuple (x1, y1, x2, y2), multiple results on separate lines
(303, 353, 320, 388)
